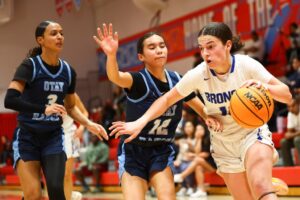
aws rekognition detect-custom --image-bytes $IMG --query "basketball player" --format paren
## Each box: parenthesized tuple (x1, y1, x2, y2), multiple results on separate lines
(63, 93, 88, 200)
(4, 20, 108, 200)
(110, 22, 292, 200)
(93, 23, 221, 200)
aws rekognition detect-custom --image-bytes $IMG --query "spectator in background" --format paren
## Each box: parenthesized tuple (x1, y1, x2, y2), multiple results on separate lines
(174, 124, 216, 197)
(286, 22, 300, 63)
(243, 30, 265, 63)
(280, 98, 300, 166)
(174, 121, 197, 197)
(112, 86, 126, 120)
(286, 55, 300, 96)
(102, 99, 117, 133)
(74, 134, 109, 193)
(0, 136, 12, 166)
(193, 52, 203, 68)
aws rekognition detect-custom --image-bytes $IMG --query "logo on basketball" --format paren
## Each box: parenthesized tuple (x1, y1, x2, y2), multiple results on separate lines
(229, 86, 274, 128)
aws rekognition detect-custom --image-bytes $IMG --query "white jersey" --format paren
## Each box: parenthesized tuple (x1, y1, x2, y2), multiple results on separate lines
(287, 109, 300, 131)
(176, 54, 273, 141)
(62, 114, 77, 135)
(62, 114, 80, 158)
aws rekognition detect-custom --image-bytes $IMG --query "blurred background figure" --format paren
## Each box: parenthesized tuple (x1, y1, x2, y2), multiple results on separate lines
(243, 30, 265, 64)
(0, 136, 12, 167)
(174, 124, 216, 198)
(286, 22, 300, 63)
(174, 121, 197, 197)
(280, 98, 300, 166)
(286, 55, 300, 96)
(74, 134, 109, 193)
(193, 52, 203, 68)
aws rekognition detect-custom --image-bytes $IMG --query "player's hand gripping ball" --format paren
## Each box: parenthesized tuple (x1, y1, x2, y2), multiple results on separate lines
(229, 85, 274, 128)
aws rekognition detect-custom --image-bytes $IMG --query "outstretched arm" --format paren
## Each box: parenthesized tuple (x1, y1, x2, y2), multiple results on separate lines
(73, 93, 89, 138)
(110, 87, 184, 143)
(93, 23, 133, 89)
(185, 97, 223, 131)
(65, 93, 108, 141)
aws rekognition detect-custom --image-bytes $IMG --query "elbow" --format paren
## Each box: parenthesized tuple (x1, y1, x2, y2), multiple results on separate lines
(4, 98, 10, 109)
(286, 92, 293, 105)
(4, 93, 12, 109)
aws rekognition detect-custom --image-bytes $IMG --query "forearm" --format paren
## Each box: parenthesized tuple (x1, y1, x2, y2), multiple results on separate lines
(67, 106, 91, 127)
(186, 98, 207, 121)
(138, 95, 171, 126)
(4, 89, 45, 113)
(106, 55, 122, 85)
(267, 83, 292, 104)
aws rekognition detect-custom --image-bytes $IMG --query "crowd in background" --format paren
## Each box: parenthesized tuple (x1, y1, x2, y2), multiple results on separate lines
(1, 22, 300, 196)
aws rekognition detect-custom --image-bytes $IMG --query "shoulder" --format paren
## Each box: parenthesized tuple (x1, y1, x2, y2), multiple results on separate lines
(234, 54, 262, 68)
(61, 59, 77, 77)
(186, 62, 207, 77)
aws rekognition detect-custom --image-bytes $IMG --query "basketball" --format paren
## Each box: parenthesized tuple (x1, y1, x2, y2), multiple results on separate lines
(272, 177, 289, 195)
(229, 86, 274, 129)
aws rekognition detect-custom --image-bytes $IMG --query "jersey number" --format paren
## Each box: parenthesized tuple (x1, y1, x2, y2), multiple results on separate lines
(149, 119, 171, 135)
(219, 106, 230, 116)
(47, 94, 58, 105)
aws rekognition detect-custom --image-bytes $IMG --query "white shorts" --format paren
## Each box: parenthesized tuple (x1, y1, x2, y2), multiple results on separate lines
(64, 125, 80, 159)
(211, 125, 275, 174)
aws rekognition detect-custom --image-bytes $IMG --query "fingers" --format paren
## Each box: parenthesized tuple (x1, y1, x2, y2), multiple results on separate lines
(108, 23, 113, 36)
(45, 104, 66, 116)
(54, 105, 67, 116)
(97, 27, 104, 40)
(206, 118, 223, 132)
(99, 125, 109, 140)
(113, 31, 118, 41)
(124, 135, 136, 143)
(103, 23, 108, 37)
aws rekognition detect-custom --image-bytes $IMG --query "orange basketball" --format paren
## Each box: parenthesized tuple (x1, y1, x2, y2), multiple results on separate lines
(229, 86, 274, 128)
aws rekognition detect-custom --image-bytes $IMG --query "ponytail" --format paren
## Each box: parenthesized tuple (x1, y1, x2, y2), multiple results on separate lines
(231, 36, 244, 53)
(26, 46, 42, 58)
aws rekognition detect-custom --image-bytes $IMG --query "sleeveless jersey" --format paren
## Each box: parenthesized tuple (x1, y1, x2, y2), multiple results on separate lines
(176, 54, 273, 141)
(18, 55, 72, 133)
(125, 68, 183, 146)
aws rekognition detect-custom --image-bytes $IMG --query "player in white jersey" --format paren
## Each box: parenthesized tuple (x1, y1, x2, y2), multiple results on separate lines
(110, 22, 292, 200)
(63, 93, 88, 200)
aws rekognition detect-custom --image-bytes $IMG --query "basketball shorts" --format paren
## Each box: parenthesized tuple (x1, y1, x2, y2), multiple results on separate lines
(211, 124, 275, 174)
(64, 124, 80, 159)
(118, 141, 176, 181)
(13, 127, 65, 168)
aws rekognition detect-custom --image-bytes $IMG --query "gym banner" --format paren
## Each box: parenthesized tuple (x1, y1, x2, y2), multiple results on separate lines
(97, 0, 300, 80)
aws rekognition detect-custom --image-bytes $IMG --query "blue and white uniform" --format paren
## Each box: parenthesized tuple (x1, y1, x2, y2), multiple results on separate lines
(118, 68, 188, 181)
(13, 55, 74, 166)
(176, 54, 275, 173)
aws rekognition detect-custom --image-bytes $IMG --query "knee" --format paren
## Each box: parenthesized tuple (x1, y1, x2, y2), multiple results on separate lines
(24, 189, 42, 200)
(195, 157, 205, 164)
(250, 178, 273, 197)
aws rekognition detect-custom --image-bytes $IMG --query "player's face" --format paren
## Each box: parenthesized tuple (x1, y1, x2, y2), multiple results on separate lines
(138, 35, 168, 69)
(198, 35, 231, 73)
(38, 23, 64, 53)
(288, 100, 299, 114)
(184, 121, 195, 136)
